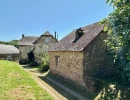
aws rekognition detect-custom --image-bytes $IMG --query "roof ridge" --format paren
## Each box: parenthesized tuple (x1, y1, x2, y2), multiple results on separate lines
(42, 31, 52, 36)
(49, 22, 103, 51)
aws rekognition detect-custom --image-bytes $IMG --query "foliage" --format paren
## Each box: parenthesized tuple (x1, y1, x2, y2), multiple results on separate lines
(0, 40, 19, 48)
(94, 78, 130, 100)
(0, 60, 54, 100)
(38, 52, 49, 72)
(103, 0, 130, 84)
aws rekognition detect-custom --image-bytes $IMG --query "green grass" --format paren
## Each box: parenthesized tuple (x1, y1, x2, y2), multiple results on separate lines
(0, 60, 54, 100)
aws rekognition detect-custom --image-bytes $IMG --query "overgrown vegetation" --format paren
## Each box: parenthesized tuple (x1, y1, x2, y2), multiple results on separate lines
(0, 60, 54, 100)
(38, 52, 49, 72)
(0, 40, 19, 48)
(94, 78, 130, 100)
(102, 0, 130, 85)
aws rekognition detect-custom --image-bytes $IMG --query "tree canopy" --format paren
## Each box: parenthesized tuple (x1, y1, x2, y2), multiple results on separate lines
(0, 40, 19, 48)
(104, 0, 130, 84)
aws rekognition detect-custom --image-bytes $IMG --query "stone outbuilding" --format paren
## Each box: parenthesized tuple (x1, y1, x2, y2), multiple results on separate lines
(18, 31, 58, 64)
(49, 22, 115, 92)
(0, 44, 19, 61)
(18, 35, 38, 64)
(33, 31, 58, 62)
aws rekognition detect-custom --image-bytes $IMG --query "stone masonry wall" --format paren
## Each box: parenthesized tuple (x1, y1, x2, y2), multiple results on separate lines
(0, 54, 19, 62)
(83, 31, 115, 92)
(34, 36, 57, 62)
(19, 45, 34, 61)
(49, 51, 84, 86)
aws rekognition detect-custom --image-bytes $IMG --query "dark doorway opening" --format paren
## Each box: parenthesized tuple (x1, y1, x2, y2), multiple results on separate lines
(27, 51, 34, 62)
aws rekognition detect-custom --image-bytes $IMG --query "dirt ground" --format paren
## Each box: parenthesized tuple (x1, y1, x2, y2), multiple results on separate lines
(22, 65, 88, 100)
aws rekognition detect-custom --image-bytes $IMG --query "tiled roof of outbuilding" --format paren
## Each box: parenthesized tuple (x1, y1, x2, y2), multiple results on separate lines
(18, 36, 39, 46)
(50, 22, 104, 51)
(0, 44, 19, 54)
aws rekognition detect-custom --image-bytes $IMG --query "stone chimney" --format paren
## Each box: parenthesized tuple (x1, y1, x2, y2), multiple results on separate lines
(55, 31, 57, 39)
(22, 34, 24, 38)
(57, 34, 58, 41)
(73, 28, 84, 43)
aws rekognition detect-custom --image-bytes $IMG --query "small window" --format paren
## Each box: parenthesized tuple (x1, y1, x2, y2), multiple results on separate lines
(55, 56, 59, 66)
(7, 55, 12, 61)
(45, 38, 49, 43)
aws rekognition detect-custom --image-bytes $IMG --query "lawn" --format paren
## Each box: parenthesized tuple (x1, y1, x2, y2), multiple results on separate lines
(0, 60, 54, 100)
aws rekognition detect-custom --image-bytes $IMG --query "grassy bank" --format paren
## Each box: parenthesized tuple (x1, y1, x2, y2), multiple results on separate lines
(0, 60, 54, 100)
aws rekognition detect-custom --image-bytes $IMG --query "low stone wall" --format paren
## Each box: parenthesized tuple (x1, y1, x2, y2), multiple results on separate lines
(0, 54, 19, 62)
(49, 51, 84, 86)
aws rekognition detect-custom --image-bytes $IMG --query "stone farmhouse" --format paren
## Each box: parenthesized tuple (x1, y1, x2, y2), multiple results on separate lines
(33, 31, 58, 62)
(18, 31, 58, 63)
(49, 22, 115, 92)
(0, 44, 19, 61)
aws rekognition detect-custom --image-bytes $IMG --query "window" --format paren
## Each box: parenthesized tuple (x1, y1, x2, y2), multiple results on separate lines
(55, 56, 59, 66)
(45, 38, 49, 43)
(6, 55, 12, 61)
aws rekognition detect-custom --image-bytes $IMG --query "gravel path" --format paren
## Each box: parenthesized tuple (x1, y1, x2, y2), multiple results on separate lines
(22, 66, 88, 100)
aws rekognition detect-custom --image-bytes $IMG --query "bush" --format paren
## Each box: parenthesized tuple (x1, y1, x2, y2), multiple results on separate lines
(38, 52, 49, 72)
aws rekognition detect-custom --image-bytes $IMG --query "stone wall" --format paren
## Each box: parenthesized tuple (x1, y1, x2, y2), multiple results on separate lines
(49, 51, 84, 86)
(0, 54, 19, 62)
(83, 31, 115, 92)
(34, 35, 57, 62)
(19, 45, 34, 62)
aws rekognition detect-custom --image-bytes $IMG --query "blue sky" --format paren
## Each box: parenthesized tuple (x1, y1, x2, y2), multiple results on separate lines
(0, 0, 113, 41)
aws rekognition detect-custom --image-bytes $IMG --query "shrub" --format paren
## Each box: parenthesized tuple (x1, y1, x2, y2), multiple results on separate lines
(38, 52, 49, 72)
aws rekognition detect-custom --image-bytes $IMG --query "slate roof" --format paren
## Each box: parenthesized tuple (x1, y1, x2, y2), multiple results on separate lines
(50, 22, 104, 51)
(0, 44, 19, 54)
(18, 36, 39, 46)
(42, 31, 52, 36)
(33, 31, 57, 44)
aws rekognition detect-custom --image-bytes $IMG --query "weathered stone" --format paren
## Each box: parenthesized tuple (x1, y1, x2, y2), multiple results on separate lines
(0, 54, 19, 62)
(49, 31, 116, 92)
(33, 35, 57, 63)
(18, 32, 58, 63)
(49, 51, 84, 86)
(19, 46, 34, 60)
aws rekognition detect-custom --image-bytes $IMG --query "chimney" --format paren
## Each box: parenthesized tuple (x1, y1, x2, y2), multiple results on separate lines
(55, 31, 57, 39)
(73, 27, 84, 43)
(22, 34, 25, 38)
(57, 34, 58, 41)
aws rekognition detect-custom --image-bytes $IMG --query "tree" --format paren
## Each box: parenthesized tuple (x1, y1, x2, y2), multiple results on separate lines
(104, 0, 130, 84)
(0, 40, 19, 48)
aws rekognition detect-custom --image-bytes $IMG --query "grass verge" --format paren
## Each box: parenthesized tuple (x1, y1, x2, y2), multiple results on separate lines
(0, 60, 54, 100)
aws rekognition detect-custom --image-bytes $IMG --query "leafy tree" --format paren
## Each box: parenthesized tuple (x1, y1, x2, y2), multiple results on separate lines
(103, 0, 130, 84)
(0, 40, 19, 48)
